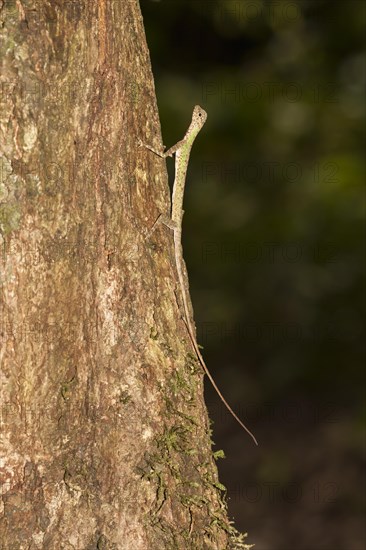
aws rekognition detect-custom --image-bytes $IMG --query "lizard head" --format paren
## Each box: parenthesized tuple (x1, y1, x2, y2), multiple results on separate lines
(192, 105, 207, 128)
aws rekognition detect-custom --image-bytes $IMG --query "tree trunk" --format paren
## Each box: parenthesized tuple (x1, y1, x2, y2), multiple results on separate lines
(0, 1, 250, 548)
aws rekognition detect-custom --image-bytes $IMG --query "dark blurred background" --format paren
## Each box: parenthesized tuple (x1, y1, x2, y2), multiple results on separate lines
(140, 1, 365, 548)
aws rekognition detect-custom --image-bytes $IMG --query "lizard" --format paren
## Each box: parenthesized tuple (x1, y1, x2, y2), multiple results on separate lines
(140, 105, 258, 446)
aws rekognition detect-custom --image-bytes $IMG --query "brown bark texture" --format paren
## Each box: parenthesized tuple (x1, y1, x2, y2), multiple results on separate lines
(0, 1, 251, 548)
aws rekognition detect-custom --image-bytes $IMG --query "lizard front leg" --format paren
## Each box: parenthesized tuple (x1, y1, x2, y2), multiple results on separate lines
(138, 138, 184, 158)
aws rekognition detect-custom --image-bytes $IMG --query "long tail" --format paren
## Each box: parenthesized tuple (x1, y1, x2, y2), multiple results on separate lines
(174, 233, 258, 446)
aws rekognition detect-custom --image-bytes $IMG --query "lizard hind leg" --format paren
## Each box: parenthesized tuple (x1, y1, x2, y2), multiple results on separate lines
(145, 213, 177, 241)
(160, 215, 177, 231)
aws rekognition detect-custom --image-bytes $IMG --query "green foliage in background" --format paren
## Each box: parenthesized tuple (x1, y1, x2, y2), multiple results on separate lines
(142, 0, 364, 408)
(141, 0, 364, 547)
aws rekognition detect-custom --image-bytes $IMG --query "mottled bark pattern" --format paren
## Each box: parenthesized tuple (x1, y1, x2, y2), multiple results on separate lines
(0, 1, 249, 548)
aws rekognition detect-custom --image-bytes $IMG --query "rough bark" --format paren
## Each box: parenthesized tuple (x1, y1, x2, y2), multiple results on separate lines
(0, 1, 250, 548)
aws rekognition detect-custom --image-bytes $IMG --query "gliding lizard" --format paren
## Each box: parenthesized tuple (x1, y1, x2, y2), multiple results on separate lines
(140, 105, 258, 445)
